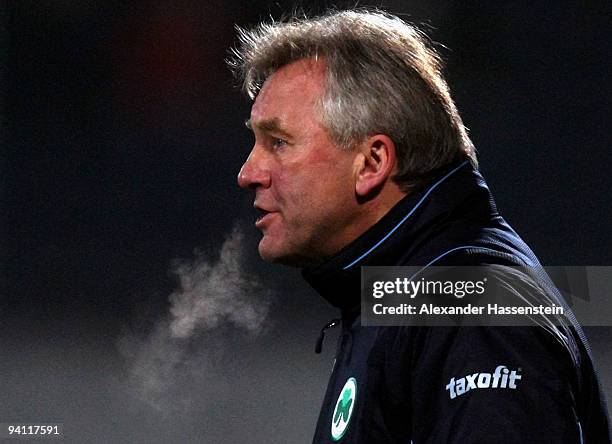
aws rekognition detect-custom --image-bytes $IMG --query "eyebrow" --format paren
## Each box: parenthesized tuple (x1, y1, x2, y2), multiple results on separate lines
(245, 117, 293, 138)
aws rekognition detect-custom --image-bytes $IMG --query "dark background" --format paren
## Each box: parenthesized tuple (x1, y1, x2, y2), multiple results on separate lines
(3, 1, 611, 442)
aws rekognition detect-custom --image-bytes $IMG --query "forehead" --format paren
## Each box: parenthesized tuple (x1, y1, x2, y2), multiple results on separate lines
(250, 58, 327, 126)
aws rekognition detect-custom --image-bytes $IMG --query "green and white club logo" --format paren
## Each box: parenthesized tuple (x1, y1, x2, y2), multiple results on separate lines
(331, 377, 357, 441)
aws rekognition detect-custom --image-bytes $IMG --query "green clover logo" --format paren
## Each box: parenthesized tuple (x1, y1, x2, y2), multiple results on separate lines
(331, 377, 357, 441)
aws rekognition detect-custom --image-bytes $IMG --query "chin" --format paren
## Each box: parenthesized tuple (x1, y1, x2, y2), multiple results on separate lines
(257, 244, 279, 263)
(257, 237, 316, 267)
(258, 237, 285, 263)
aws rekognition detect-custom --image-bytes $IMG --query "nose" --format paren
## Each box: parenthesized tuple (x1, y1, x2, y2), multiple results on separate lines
(237, 146, 271, 189)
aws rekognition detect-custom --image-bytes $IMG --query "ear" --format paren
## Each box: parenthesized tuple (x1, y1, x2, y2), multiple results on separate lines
(354, 135, 397, 197)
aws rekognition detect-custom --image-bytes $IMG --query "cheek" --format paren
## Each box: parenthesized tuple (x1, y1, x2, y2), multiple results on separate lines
(273, 156, 355, 212)
(272, 168, 312, 204)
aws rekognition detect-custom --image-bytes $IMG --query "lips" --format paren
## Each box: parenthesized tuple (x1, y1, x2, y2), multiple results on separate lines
(254, 203, 278, 228)
(255, 212, 272, 227)
(255, 206, 269, 221)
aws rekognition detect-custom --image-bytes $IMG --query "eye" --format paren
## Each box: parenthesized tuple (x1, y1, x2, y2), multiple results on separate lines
(272, 138, 288, 150)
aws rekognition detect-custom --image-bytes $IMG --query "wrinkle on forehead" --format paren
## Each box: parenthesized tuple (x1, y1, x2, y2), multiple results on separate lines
(250, 58, 329, 135)
(245, 117, 293, 138)
(255, 58, 326, 105)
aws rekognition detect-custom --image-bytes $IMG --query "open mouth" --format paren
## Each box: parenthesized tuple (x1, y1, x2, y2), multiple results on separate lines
(255, 208, 276, 228)
(256, 208, 270, 223)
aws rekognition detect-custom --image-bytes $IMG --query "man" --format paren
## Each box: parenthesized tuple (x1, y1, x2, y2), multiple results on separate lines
(231, 9, 610, 443)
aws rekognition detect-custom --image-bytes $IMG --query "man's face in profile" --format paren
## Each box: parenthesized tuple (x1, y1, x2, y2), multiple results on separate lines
(238, 59, 361, 266)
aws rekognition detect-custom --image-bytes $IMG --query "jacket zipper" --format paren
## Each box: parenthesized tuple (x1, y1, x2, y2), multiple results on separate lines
(315, 318, 341, 354)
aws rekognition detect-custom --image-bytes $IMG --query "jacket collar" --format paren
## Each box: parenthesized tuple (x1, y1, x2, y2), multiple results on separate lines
(301, 160, 498, 311)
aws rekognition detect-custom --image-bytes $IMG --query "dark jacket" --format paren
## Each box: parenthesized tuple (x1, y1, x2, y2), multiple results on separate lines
(303, 161, 610, 443)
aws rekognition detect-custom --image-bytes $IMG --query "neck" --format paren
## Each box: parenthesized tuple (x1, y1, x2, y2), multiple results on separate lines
(314, 183, 407, 264)
(361, 183, 407, 227)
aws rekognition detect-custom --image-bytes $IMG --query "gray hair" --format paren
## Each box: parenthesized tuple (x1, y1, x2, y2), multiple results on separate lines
(229, 9, 477, 192)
